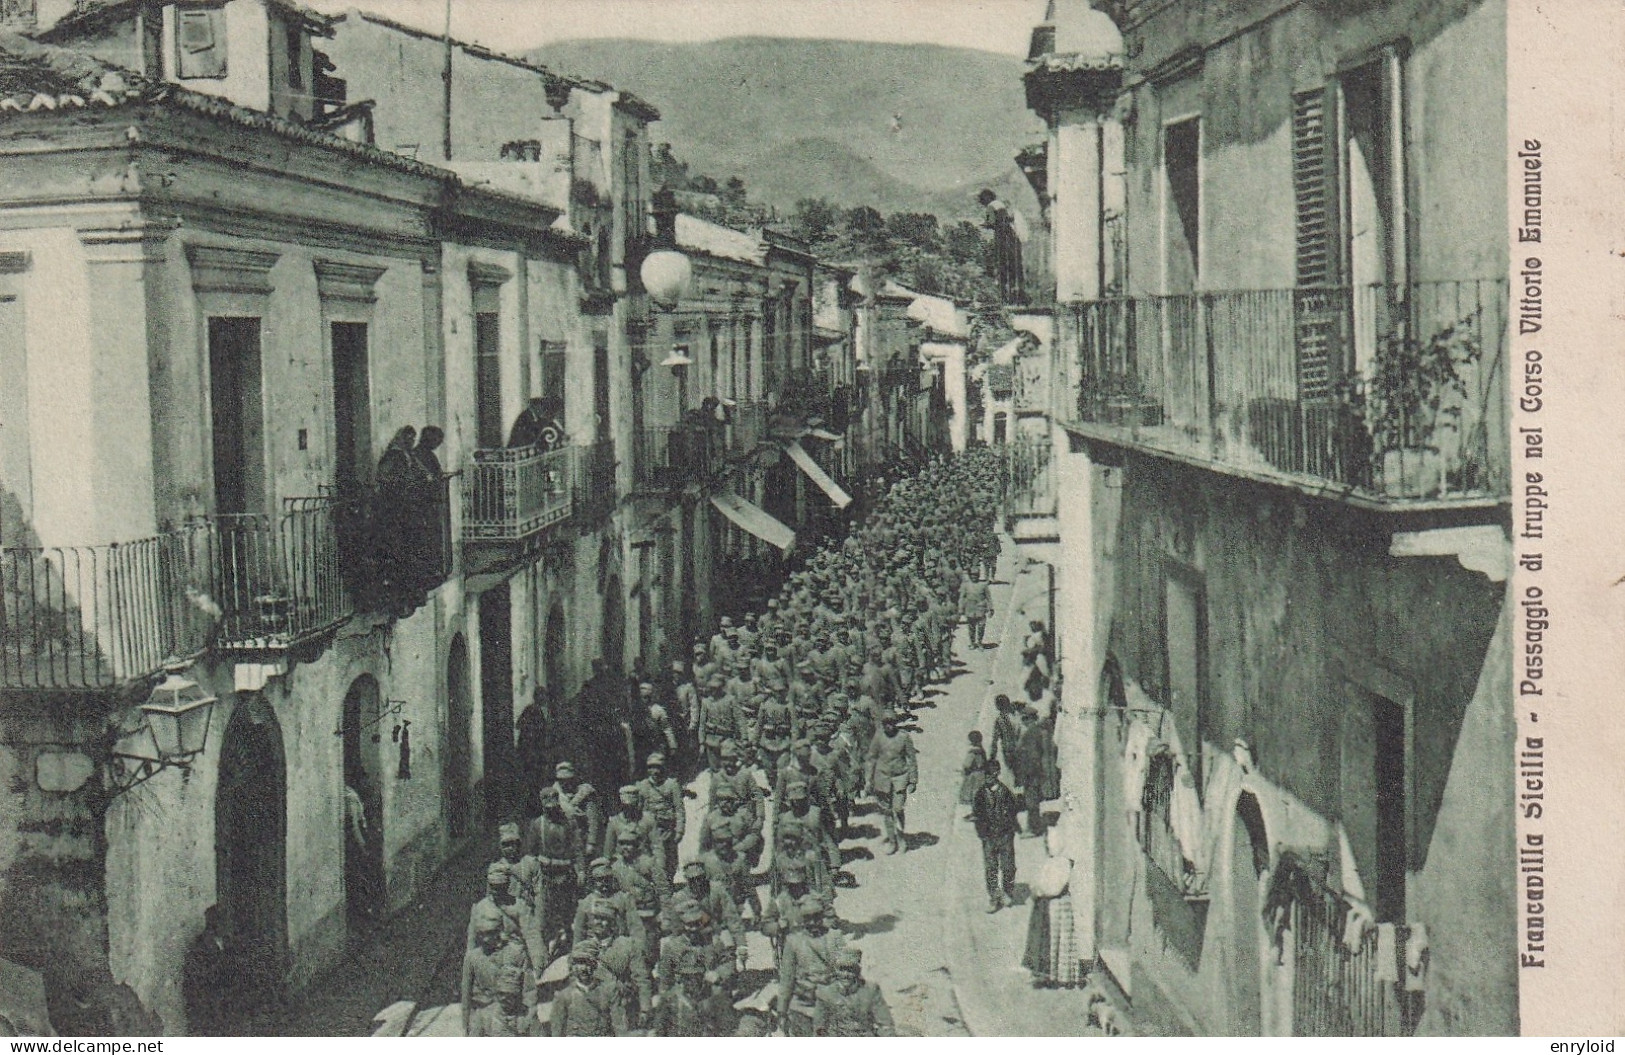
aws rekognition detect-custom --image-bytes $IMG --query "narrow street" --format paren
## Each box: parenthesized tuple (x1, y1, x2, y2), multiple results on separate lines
(256, 530, 1093, 1037)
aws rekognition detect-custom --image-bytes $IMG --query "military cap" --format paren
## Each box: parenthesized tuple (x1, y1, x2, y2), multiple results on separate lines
(786, 780, 809, 799)
(555, 761, 576, 778)
(589, 902, 619, 922)
(486, 861, 513, 886)
(619, 784, 640, 802)
(589, 858, 614, 878)
(497, 822, 521, 843)
(538, 785, 561, 804)
(645, 752, 666, 768)
(682, 861, 708, 879)
(779, 862, 807, 883)
(569, 944, 599, 964)
(795, 892, 825, 915)
(712, 784, 738, 801)
(616, 829, 640, 845)
(472, 902, 504, 932)
(720, 616, 734, 627)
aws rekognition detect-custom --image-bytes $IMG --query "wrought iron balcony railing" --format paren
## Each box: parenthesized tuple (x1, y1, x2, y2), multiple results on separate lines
(200, 497, 354, 651)
(1068, 280, 1509, 503)
(633, 424, 718, 492)
(1, 534, 206, 690)
(463, 446, 574, 542)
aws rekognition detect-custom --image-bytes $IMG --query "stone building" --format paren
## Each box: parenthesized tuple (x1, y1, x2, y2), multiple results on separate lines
(1026, 0, 1514, 1036)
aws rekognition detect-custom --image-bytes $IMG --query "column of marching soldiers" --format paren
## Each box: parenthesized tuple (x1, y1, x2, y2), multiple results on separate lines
(462, 448, 1008, 1037)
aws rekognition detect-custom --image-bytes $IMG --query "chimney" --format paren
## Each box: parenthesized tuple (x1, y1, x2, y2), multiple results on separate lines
(2, 0, 38, 32)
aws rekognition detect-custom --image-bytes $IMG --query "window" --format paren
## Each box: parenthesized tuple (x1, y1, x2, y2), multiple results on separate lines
(285, 18, 303, 89)
(1161, 117, 1200, 294)
(473, 299, 502, 449)
(539, 340, 567, 418)
(1338, 49, 1407, 373)
(176, 6, 227, 80)
(1163, 564, 1210, 790)
(593, 334, 611, 446)
(331, 322, 371, 494)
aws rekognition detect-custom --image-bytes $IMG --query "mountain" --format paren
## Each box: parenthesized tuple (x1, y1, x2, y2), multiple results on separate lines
(527, 36, 1045, 222)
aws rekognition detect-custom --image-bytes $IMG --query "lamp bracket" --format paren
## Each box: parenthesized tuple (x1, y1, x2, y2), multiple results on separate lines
(106, 752, 198, 796)
(333, 698, 406, 738)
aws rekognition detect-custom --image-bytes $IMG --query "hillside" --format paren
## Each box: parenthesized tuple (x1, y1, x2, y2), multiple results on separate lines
(528, 36, 1045, 221)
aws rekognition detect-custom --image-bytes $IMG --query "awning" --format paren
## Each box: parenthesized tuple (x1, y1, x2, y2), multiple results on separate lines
(710, 492, 796, 555)
(784, 440, 852, 509)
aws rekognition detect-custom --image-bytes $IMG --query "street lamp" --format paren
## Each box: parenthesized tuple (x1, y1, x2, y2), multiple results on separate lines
(109, 658, 218, 795)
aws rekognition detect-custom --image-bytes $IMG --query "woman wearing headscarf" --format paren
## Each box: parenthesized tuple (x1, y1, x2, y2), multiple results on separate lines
(373, 426, 419, 610)
(409, 426, 447, 587)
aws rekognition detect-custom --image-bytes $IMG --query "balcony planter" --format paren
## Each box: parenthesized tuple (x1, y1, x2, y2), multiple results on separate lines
(1358, 307, 1481, 499)
(1378, 447, 1445, 499)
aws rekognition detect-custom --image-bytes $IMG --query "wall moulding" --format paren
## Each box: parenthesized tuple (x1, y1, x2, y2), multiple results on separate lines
(185, 244, 280, 295)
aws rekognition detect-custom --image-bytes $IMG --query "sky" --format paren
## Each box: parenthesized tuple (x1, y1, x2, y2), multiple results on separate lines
(302, 0, 1042, 57)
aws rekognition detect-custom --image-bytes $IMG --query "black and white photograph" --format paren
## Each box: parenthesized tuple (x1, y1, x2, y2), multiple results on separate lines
(0, 0, 1618, 1040)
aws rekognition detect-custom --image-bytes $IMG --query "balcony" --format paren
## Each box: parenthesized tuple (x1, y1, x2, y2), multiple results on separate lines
(1066, 281, 1509, 506)
(200, 497, 357, 651)
(572, 440, 619, 524)
(463, 446, 574, 542)
(633, 425, 718, 493)
(2, 535, 205, 690)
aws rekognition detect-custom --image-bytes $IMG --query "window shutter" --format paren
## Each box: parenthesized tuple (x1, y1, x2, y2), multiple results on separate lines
(1292, 88, 1339, 402)
(176, 8, 227, 80)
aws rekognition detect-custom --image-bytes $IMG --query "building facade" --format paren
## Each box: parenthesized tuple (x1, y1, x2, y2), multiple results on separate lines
(1026, 0, 1514, 1036)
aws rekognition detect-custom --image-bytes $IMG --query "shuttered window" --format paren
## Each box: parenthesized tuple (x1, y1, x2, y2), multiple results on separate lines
(1292, 88, 1339, 401)
(176, 7, 227, 80)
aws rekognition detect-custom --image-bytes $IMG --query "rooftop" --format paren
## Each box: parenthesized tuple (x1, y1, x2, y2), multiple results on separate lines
(41, 0, 336, 40)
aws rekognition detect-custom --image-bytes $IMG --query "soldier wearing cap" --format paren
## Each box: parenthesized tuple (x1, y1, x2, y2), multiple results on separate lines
(698, 783, 763, 874)
(608, 828, 670, 936)
(549, 944, 623, 1037)
(691, 639, 718, 689)
(772, 822, 831, 901)
(696, 677, 740, 771)
(466, 861, 527, 953)
(778, 779, 840, 881)
(777, 892, 846, 1036)
(657, 901, 736, 1000)
(814, 948, 895, 1037)
(808, 723, 851, 841)
(550, 760, 605, 857)
(581, 902, 652, 1032)
(652, 951, 731, 1037)
(683, 855, 746, 954)
(522, 784, 584, 955)
(753, 691, 795, 787)
(461, 902, 532, 1037)
(574, 857, 645, 948)
(602, 783, 662, 872)
(634, 752, 685, 876)
(497, 823, 543, 962)
(866, 712, 919, 855)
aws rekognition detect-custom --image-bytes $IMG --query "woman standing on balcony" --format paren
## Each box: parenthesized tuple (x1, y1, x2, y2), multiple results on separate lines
(408, 426, 448, 590)
(373, 426, 420, 613)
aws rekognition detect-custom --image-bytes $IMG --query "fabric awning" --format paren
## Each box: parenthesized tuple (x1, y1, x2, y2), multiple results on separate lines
(710, 492, 796, 555)
(784, 439, 852, 509)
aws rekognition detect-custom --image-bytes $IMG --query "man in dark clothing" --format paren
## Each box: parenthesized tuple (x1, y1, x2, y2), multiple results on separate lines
(1013, 706, 1048, 837)
(971, 759, 1019, 913)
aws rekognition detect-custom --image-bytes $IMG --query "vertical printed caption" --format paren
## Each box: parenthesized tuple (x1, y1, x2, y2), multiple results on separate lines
(1513, 136, 1547, 970)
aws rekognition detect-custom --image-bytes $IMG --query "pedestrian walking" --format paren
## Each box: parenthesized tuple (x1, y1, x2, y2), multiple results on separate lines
(972, 759, 1019, 912)
(1014, 706, 1049, 837)
(865, 712, 919, 855)
(961, 571, 992, 649)
(813, 948, 896, 1037)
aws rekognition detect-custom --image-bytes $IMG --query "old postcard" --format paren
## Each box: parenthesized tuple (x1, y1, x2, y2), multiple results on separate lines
(0, 0, 1618, 1040)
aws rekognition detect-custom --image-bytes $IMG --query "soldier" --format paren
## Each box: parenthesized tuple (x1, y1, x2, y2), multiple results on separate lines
(777, 782, 839, 881)
(602, 783, 662, 872)
(777, 893, 846, 1036)
(551, 760, 605, 858)
(574, 858, 645, 948)
(671, 658, 700, 767)
(698, 784, 763, 883)
(608, 829, 670, 938)
(635, 753, 685, 877)
(710, 740, 765, 839)
(810, 721, 853, 840)
(549, 945, 623, 1037)
(496, 822, 545, 968)
(652, 954, 732, 1037)
(760, 863, 817, 964)
(657, 902, 737, 1000)
(960, 569, 992, 649)
(774, 822, 832, 901)
(466, 861, 527, 959)
(814, 948, 896, 1037)
(754, 692, 794, 788)
(682, 856, 746, 955)
(522, 785, 584, 956)
(581, 903, 653, 1033)
(697, 677, 739, 771)
(866, 712, 920, 854)
(461, 903, 532, 1037)
(634, 680, 680, 771)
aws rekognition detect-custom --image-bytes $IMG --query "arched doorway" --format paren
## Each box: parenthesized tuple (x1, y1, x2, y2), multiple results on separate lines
(215, 695, 288, 1009)
(1226, 795, 1270, 1035)
(446, 634, 473, 840)
(340, 675, 385, 929)
(601, 574, 624, 675)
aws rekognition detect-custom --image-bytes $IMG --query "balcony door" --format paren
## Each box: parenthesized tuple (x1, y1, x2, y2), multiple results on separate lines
(1338, 49, 1407, 374)
(331, 321, 372, 496)
(1160, 116, 1201, 296)
(208, 316, 266, 516)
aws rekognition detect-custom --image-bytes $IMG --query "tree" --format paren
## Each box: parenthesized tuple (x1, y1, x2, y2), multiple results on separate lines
(885, 212, 941, 253)
(723, 176, 748, 205)
(945, 220, 987, 266)
(845, 206, 887, 251)
(790, 197, 840, 245)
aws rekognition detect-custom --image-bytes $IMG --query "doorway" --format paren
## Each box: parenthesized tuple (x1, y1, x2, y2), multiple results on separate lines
(478, 585, 516, 827)
(601, 575, 624, 676)
(446, 634, 473, 840)
(340, 674, 385, 929)
(215, 696, 288, 1009)
(208, 316, 265, 516)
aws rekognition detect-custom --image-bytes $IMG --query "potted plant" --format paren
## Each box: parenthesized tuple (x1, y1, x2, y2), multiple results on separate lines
(1357, 309, 1481, 498)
